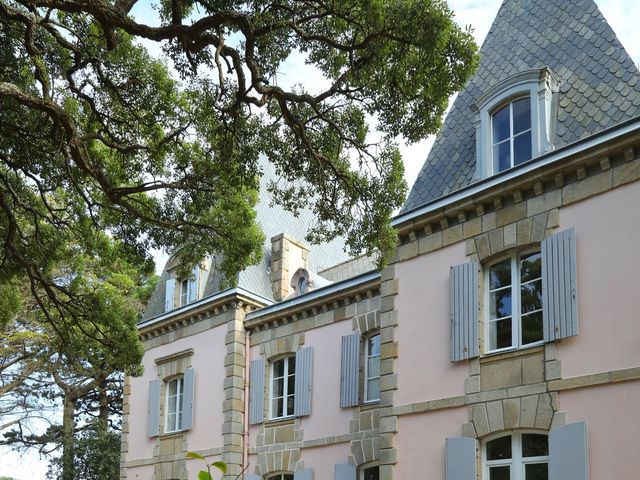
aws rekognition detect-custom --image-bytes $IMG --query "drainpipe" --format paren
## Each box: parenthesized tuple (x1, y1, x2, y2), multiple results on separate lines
(243, 331, 251, 478)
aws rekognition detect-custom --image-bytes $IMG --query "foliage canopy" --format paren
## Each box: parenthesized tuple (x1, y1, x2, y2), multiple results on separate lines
(0, 0, 477, 327)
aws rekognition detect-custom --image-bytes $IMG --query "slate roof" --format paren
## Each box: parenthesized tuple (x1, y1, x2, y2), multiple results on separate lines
(402, 0, 640, 212)
(141, 160, 350, 321)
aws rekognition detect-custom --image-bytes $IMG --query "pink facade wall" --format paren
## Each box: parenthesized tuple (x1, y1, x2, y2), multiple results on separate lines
(561, 382, 640, 478)
(557, 182, 640, 378)
(123, 465, 155, 479)
(395, 242, 469, 405)
(395, 407, 469, 479)
(302, 443, 351, 478)
(126, 324, 227, 463)
(300, 320, 354, 439)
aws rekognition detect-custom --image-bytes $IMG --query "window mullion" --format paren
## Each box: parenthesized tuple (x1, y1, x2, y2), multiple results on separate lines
(510, 102, 515, 168)
(512, 256, 519, 349)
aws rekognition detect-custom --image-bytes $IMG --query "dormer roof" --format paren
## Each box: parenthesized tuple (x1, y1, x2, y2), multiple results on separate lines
(403, 0, 640, 212)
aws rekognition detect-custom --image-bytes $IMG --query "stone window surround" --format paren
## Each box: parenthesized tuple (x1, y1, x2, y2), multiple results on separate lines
(473, 67, 560, 179)
(155, 349, 194, 437)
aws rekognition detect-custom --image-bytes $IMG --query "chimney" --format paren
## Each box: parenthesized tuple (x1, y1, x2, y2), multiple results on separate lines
(270, 233, 310, 301)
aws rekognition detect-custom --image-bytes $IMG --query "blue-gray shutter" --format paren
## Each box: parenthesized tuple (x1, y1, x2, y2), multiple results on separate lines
(187, 266, 200, 303)
(182, 367, 195, 430)
(249, 358, 265, 424)
(542, 228, 578, 341)
(549, 422, 588, 480)
(294, 347, 313, 417)
(340, 334, 360, 408)
(449, 263, 479, 362)
(147, 379, 161, 437)
(445, 437, 477, 480)
(335, 464, 356, 480)
(165, 278, 176, 311)
(294, 468, 314, 480)
(245, 475, 261, 480)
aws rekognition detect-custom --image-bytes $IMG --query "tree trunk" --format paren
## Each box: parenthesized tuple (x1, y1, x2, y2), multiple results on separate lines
(98, 377, 108, 425)
(61, 393, 76, 480)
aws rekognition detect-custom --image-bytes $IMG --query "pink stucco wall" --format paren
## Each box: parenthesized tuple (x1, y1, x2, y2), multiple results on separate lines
(560, 381, 640, 478)
(557, 182, 640, 378)
(395, 242, 470, 405)
(302, 443, 351, 478)
(395, 407, 469, 479)
(123, 465, 155, 479)
(300, 320, 354, 439)
(126, 324, 227, 463)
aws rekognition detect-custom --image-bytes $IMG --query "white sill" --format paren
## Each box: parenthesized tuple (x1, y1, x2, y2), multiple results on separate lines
(484, 340, 544, 357)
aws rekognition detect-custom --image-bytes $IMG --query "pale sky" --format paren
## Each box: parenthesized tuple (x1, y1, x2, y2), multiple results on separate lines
(2, 1, 638, 478)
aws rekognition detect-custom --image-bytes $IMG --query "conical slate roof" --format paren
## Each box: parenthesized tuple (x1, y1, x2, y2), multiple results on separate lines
(403, 0, 640, 212)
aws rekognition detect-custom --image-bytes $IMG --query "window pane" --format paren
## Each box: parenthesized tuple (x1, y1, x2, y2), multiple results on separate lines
(273, 398, 284, 418)
(489, 466, 511, 480)
(525, 463, 548, 480)
(284, 475, 294, 480)
(367, 356, 380, 378)
(168, 396, 176, 415)
(522, 311, 544, 345)
(368, 335, 381, 356)
(520, 252, 542, 282)
(494, 140, 512, 172)
(274, 377, 284, 396)
(367, 378, 380, 401)
(287, 375, 295, 395)
(492, 105, 510, 143)
(490, 289, 512, 319)
(523, 434, 549, 457)
(521, 280, 542, 313)
(514, 130, 532, 165)
(490, 259, 512, 289)
(286, 395, 295, 415)
(273, 359, 284, 378)
(288, 356, 296, 374)
(490, 318, 513, 349)
(513, 98, 531, 134)
(364, 466, 380, 480)
(487, 435, 512, 460)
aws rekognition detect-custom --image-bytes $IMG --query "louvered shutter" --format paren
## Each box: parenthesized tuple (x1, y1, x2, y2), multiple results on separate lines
(245, 475, 261, 480)
(147, 379, 161, 437)
(294, 468, 314, 480)
(340, 334, 360, 407)
(294, 347, 313, 417)
(549, 422, 588, 480)
(335, 464, 356, 480)
(249, 358, 265, 424)
(449, 263, 479, 361)
(445, 437, 476, 480)
(542, 228, 578, 341)
(187, 266, 200, 303)
(165, 278, 176, 311)
(182, 367, 195, 430)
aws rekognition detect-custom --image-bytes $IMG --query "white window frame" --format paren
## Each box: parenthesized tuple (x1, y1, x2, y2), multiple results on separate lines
(485, 250, 543, 354)
(483, 431, 548, 480)
(266, 474, 293, 480)
(269, 356, 296, 420)
(165, 376, 184, 433)
(473, 68, 559, 179)
(490, 96, 532, 173)
(364, 333, 381, 403)
(359, 463, 380, 480)
(179, 278, 189, 306)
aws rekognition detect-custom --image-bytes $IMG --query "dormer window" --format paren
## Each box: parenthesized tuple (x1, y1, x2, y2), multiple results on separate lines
(473, 68, 559, 179)
(492, 97, 532, 172)
(297, 276, 308, 294)
(291, 268, 312, 296)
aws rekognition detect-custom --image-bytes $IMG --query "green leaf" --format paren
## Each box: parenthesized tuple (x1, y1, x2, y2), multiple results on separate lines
(198, 472, 213, 480)
(211, 461, 227, 474)
(186, 451, 206, 461)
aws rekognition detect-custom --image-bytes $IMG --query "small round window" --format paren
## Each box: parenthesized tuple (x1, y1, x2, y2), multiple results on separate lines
(297, 276, 308, 294)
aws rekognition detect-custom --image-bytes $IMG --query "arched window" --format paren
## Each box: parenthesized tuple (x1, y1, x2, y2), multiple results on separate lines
(364, 333, 381, 403)
(267, 474, 293, 480)
(165, 376, 185, 433)
(484, 432, 548, 480)
(491, 97, 532, 172)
